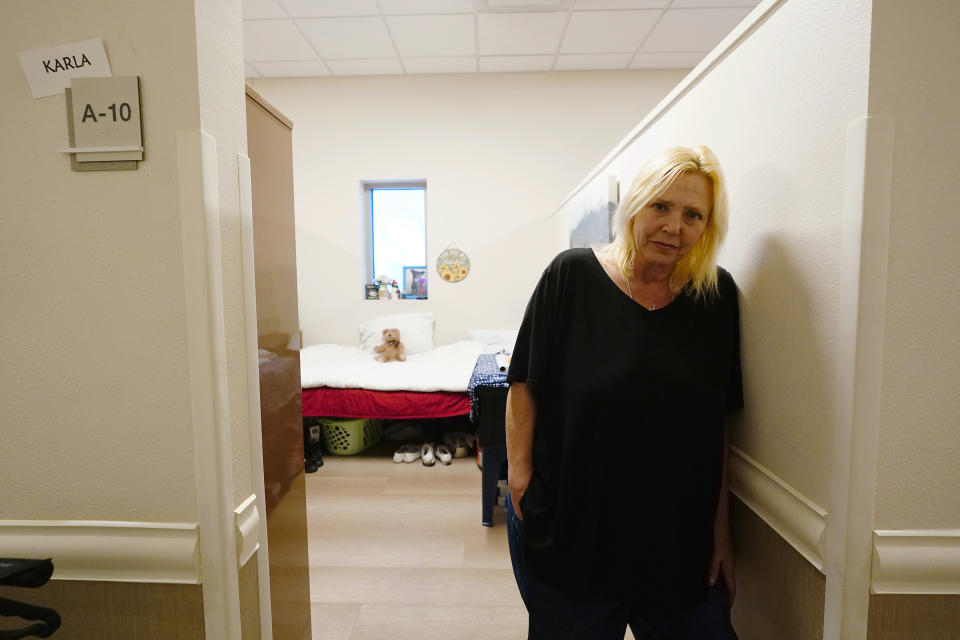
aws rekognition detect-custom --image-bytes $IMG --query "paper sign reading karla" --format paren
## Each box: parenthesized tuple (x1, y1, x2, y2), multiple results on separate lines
(19, 38, 112, 98)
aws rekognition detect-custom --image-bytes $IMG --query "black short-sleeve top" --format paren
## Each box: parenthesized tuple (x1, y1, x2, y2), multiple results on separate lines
(507, 248, 743, 606)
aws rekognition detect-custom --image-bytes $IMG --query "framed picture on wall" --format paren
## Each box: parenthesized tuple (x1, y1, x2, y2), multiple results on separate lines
(569, 174, 620, 248)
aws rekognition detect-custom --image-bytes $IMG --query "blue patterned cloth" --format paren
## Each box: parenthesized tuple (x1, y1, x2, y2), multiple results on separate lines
(467, 354, 509, 423)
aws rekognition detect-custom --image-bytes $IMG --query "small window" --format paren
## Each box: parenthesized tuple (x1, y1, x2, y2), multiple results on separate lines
(364, 182, 427, 299)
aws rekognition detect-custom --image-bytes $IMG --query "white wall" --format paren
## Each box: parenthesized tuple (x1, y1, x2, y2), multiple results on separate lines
(195, 0, 257, 510)
(2, 2, 203, 521)
(248, 70, 686, 346)
(868, 0, 960, 530)
(3, 1, 261, 634)
(555, 0, 872, 512)
(2, 0, 256, 522)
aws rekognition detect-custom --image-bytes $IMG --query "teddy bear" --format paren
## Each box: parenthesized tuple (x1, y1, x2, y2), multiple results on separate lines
(374, 328, 406, 363)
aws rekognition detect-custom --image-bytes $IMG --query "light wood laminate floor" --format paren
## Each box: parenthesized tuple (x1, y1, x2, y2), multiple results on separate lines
(305, 445, 529, 639)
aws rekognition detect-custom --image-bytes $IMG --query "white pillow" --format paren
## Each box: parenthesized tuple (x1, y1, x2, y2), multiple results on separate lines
(466, 329, 519, 355)
(359, 312, 436, 355)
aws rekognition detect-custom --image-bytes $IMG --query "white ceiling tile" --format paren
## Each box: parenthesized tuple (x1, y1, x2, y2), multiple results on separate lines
(243, 0, 287, 19)
(297, 17, 397, 58)
(277, 0, 379, 17)
(484, 0, 571, 7)
(478, 13, 568, 55)
(379, 0, 474, 14)
(250, 60, 332, 76)
(387, 15, 476, 57)
(555, 53, 632, 70)
(560, 10, 659, 53)
(244, 62, 262, 77)
(326, 59, 405, 75)
(478, 55, 555, 72)
(403, 56, 477, 73)
(639, 7, 752, 52)
(573, 0, 666, 9)
(629, 51, 704, 68)
(670, 0, 760, 7)
(244, 20, 318, 61)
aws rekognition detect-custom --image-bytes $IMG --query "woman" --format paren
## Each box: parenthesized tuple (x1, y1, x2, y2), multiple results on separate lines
(505, 146, 742, 639)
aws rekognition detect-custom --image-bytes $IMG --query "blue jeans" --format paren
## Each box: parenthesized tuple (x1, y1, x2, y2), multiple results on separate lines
(505, 493, 738, 640)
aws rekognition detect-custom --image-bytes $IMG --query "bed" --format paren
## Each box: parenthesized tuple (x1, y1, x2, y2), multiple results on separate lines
(300, 340, 485, 419)
(300, 312, 491, 420)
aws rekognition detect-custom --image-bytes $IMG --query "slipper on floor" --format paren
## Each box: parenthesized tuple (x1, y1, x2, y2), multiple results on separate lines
(393, 444, 421, 463)
(421, 442, 436, 467)
(441, 432, 461, 457)
(436, 444, 453, 465)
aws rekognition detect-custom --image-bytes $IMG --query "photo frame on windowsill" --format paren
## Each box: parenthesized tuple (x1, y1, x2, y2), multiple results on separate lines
(403, 265, 427, 299)
(364, 284, 379, 300)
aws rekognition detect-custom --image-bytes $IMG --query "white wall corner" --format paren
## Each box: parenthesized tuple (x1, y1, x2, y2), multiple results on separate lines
(233, 494, 261, 568)
(0, 520, 199, 584)
(872, 530, 960, 595)
(177, 128, 243, 639)
(729, 446, 828, 571)
(823, 114, 896, 640)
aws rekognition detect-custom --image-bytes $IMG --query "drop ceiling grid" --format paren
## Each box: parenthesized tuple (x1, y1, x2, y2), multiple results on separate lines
(477, 12, 570, 55)
(388, 14, 478, 57)
(638, 6, 754, 52)
(560, 9, 661, 54)
(243, 0, 762, 77)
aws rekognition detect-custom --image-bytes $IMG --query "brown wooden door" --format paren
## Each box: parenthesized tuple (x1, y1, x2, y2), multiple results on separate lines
(245, 85, 312, 640)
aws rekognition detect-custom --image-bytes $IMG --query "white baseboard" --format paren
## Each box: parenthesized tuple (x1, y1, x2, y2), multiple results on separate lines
(872, 530, 960, 595)
(0, 493, 261, 583)
(0, 520, 199, 583)
(729, 446, 828, 572)
(234, 493, 261, 568)
(730, 447, 960, 595)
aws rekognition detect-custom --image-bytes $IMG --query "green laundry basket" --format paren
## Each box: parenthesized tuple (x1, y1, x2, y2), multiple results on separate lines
(319, 418, 383, 455)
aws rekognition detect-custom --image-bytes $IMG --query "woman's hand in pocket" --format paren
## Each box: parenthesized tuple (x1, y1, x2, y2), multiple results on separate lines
(508, 467, 532, 520)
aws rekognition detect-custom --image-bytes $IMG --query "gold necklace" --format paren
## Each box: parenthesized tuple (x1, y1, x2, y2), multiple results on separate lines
(625, 276, 656, 311)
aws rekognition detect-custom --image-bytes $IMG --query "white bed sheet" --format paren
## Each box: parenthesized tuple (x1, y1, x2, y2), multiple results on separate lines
(300, 340, 484, 392)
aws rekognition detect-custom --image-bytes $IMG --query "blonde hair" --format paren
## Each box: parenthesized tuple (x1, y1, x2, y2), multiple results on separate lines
(604, 145, 729, 299)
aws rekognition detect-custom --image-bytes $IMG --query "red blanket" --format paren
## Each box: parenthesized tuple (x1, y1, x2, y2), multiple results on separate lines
(302, 387, 470, 419)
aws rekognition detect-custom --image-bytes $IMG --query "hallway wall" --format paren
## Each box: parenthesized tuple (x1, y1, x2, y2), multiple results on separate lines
(552, 0, 960, 637)
(1, 0, 263, 637)
(864, 0, 960, 635)
(867, 0, 960, 533)
(555, 0, 870, 518)
(2, 0, 201, 525)
(731, 498, 825, 640)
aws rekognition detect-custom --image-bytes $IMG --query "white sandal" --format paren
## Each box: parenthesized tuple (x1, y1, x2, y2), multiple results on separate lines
(421, 442, 436, 467)
(393, 444, 420, 463)
(436, 444, 453, 465)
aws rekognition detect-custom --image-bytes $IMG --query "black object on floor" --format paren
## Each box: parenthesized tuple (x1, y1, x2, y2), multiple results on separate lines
(304, 418, 324, 473)
(305, 447, 324, 473)
(0, 558, 61, 638)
